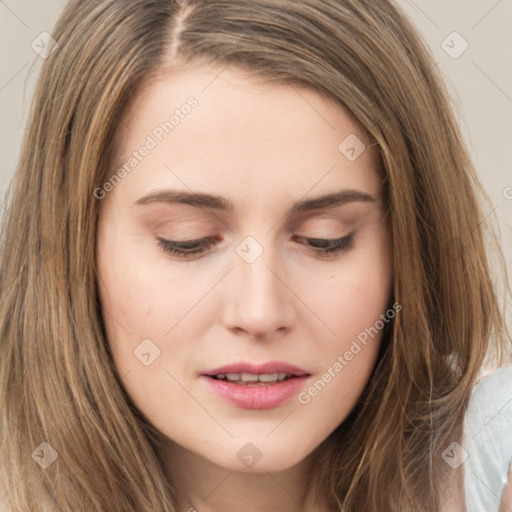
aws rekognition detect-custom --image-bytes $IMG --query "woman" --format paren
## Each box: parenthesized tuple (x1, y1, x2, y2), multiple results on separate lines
(0, 0, 510, 510)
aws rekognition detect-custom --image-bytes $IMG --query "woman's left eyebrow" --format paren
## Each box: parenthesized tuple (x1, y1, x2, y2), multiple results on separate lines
(134, 188, 376, 214)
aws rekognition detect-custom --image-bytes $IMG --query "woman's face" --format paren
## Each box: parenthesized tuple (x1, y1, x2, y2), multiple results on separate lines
(96, 65, 392, 473)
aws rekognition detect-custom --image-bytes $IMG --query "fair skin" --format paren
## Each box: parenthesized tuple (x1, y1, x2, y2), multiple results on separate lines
(96, 64, 393, 511)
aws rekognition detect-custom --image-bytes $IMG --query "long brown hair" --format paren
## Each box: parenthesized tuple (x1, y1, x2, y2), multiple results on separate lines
(1, 1, 509, 510)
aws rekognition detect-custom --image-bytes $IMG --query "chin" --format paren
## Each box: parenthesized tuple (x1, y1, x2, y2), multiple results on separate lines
(205, 440, 313, 474)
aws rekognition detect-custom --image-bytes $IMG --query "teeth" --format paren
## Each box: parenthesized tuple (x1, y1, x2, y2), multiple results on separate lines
(240, 372, 259, 382)
(257, 373, 279, 382)
(216, 372, 291, 382)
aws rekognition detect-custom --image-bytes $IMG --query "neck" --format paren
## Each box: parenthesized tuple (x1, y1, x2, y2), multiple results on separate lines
(163, 440, 328, 512)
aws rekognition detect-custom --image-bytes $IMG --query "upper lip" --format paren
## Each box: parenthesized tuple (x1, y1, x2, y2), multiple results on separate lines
(202, 361, 310, 377)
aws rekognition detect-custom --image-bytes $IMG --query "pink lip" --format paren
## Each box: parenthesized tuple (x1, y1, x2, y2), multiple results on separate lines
(201, 360, 311, 410)
(202, 375, 310, 409)
(202, 360, 309, 377)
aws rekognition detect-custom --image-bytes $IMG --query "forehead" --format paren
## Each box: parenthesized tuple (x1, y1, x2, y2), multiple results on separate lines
(109, 65, 382, 207)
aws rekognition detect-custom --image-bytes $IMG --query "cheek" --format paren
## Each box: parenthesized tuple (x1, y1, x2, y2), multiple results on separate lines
(97, 215, 195, 326)
(96, 228, 226, 413)
(298, 241, 391, 410)
(96, 225, 188, 370)
(308, 245, 391, 344)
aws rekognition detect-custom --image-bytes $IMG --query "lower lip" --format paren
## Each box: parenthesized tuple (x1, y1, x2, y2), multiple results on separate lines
(201, 375, 309, 409)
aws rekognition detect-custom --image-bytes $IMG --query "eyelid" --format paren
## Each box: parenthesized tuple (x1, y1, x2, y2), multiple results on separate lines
(156, 233, 354, 259)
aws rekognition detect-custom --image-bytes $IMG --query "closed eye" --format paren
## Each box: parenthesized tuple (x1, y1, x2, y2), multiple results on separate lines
(156, 234, 354, 259)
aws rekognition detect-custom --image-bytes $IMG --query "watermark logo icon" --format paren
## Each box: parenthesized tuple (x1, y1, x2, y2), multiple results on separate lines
(32, 442, 58, 469)
(237, 442, 263, 468)
(441, 31, 469, 59)
(236, 236, 264, 264)
(441, 441, 468, 469)
(31, 32, 58, 59)
(338, 134, 366, 161)
(133, 338, 161, 366)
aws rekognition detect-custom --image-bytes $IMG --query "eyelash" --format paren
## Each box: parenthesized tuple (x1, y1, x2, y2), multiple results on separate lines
(156, 234, 354, 259)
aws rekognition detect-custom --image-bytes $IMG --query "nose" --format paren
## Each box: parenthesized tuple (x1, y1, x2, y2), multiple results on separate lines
(222, 243, 297, 340)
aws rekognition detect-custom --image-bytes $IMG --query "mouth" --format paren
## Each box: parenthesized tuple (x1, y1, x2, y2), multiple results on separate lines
(202, 360, 310, 382)
(201, 361, 311, 409)
(208, 372, 297, 385)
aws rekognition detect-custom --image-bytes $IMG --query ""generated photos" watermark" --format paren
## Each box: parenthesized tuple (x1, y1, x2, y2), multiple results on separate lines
(298, 302, 402, 405)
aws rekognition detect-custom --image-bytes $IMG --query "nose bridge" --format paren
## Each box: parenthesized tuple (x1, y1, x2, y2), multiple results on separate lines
(223, 234, 296, 337)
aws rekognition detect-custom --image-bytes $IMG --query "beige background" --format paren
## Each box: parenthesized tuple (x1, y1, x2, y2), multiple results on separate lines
(0, 0, 511, 332)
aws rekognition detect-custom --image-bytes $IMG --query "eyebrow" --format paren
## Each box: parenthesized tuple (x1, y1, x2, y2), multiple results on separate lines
(135, 189, 376, 214)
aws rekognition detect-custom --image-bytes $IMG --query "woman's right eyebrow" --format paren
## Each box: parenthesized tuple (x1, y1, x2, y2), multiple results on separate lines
(134, 188, 376, 215)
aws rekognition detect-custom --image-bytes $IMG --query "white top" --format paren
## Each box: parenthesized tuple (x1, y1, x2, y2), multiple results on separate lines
(463, 366, 512, 511)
